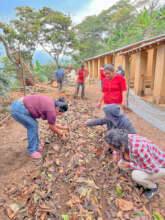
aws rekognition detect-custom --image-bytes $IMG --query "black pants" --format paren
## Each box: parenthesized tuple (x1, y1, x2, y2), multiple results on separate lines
(75, 82, 85, 98)
(57, 79, 63, 91)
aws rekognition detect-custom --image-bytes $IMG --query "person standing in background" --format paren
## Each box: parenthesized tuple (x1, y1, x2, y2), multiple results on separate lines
(97, 64, 127, 109)
(117, 64, 125, 77)
(55, 66, 65, 91)
(74, 64, 88, 99)
(100, 64, 105, 89)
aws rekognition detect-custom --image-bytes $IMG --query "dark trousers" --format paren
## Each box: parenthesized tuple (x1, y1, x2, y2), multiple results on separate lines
(75, 82, 85, 98)
(57, 79, 63, 91)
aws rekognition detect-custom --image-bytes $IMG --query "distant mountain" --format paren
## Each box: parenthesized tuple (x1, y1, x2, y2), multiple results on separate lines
(0, 47, 69, 65)
(0, 47, 55, 65)
(33, 50, 55, 64)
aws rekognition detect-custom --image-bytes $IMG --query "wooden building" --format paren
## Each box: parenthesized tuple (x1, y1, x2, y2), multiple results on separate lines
(84, 34, 165, 104)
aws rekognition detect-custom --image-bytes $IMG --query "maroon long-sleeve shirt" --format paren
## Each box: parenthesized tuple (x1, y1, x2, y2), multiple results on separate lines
(23, 95, 56, 124)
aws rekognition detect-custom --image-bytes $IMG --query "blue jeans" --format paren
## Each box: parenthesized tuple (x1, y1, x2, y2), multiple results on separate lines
(11, 100, 39, 154)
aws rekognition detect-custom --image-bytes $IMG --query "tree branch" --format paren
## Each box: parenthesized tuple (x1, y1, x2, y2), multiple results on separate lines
(0, 35, 16, 65)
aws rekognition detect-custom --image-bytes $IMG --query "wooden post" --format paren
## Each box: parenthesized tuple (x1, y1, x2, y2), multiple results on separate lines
(134, 52, 147, 96)
(88, 61, 91, 79)
(153, 45, 165, 104)
(98, 58, 101, 80)
(122, 55, 129, 79)
(151, 49, 157, 89)
(90, 61, 93, 79)
(92, 60, 95, 79)
(94, 59, 98, 78)
(106, 55, 113, 64)
(104, 56, 108, 64)
(123, 55, 130, 106)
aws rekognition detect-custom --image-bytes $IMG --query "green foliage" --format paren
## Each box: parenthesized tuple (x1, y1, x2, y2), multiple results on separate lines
(0, 0, 164, 94)
(131, 211, 145, 218)
(34, 60, 48, 82)
(36, 7, 76, 65)
(0, 57, 18, 98)
(74, 0, 165, 61)
(61, 215, 69, 220)
(0, 73, 9, 98)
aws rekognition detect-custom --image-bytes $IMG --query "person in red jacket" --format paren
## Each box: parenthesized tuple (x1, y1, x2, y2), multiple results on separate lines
(100, 65, 105, 89)
(97, 64, 127, 109)
(74, 64, 88, 99)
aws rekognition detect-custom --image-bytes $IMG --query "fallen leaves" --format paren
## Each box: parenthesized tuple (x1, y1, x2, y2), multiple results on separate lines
(76, 177, 99, 189)
(115, 198, 133, 211)
(2, 97, 165, 219)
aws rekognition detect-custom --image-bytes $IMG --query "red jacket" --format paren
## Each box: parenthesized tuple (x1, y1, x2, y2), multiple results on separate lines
(102, 74, 127, 104)
(77, 69, 88, 83)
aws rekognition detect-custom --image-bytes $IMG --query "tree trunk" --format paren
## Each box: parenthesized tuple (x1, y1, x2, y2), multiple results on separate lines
(0, 35, 25, 84)
(30, 57, 34, 70)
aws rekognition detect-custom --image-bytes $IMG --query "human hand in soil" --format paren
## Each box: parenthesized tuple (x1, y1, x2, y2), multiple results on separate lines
(112, 154, 118, 162)
(82, 122, 87, 127)
(118, 160, 129, 168)
(61, 134, 67, 141)
(63, 126, 69, 131)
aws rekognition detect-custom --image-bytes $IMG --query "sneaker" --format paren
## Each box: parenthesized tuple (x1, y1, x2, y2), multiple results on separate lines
(143, 184, 158, 199)
(29, 151, 42, 159)
(37, 146, 44, 152)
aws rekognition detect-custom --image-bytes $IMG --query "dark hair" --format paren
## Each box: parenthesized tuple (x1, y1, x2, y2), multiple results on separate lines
(55, 97, 68, 112)
(104, 64, 114, 72)
(104, 129, 128, 153)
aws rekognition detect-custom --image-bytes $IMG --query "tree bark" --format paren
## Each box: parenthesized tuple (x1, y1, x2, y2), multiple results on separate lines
(0, 35, 23, 83)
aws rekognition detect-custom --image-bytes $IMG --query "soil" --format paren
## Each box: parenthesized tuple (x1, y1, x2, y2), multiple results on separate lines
(0, 82, 165, 219)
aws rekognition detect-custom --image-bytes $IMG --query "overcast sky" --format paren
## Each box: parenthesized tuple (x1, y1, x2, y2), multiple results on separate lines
(0, 0, 117, 24)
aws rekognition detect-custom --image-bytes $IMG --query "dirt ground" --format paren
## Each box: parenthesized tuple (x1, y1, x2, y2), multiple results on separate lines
(0, 83, 165, 219)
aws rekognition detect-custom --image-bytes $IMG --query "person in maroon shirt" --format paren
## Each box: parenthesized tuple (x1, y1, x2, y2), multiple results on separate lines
(100, 65, 105, 89)
(11, 95, 68, 159)
(74, 64, 88, 99)
(97, 64, 127, 109)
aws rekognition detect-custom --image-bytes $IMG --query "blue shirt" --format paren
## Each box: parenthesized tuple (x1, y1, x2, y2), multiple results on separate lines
(55, 68, 64, 80)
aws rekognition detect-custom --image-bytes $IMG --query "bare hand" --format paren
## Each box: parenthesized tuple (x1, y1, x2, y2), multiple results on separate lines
(61, 134, 67, 141)
(97, 102, 102, 109)
(118, 160, 129, 168)
(63, 126, 69, 131)
(82, 122, 87, 127)
(122, 101, 127, 109)
(112, 154, 118, 162)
